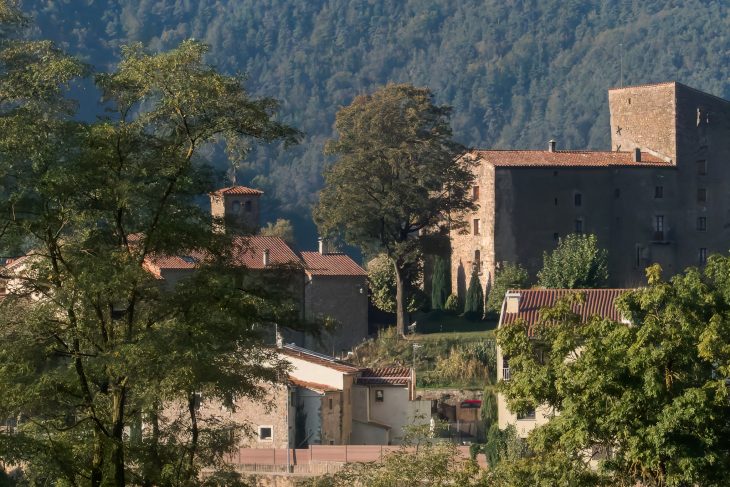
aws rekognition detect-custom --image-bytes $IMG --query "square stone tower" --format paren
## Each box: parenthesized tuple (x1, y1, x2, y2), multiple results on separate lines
(209, 186, 263, 234)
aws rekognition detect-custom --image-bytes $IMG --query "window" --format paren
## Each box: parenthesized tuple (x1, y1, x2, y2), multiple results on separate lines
(699, 248, 708, 265)
(553, 232, 559, 241)
(554, 197, 558, 206)
(654, 215, 665, 240)
(636, 246, 644, 268)
(473, 219, 480, 236)
(258, 426, 273, 441)
(375, 390, 384, 402)
(697, 217, 707, 232)
(474, 250, 481, 274)
(472, 186, 480, 201)
(329, 440, 335, 445)
(654, 186, 663, 199)
(698, 188, 707, 204)
(574, 193, 582, 206)
(553, 170, 558, 176)
(328, 397, 333, 410)
(517, 408, 536, 420)
(502, 356, 510, 381)
(244, 200, 252, 212)
(231, 200, 241, 213)
(575, 219, 583, 234)
(697, 160, 707, 175)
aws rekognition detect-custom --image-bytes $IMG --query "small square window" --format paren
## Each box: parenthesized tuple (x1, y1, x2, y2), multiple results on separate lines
(473, 219, 480, 236)
(329, 440, 335, 445)
(697, 160, 707, 175)
(697, 217, 707, 232)
(654, 186, 663, 199)
(258, 426, 273, 441)
(574, 193, 582, 206)
(698, 188, 707, 204)
(699, 248, 707, 265)
(375, 390, 384, 402)
(575, 219, 583, 234)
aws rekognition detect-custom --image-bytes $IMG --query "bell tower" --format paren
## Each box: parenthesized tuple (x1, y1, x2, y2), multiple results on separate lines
(209, 186, 263, 234)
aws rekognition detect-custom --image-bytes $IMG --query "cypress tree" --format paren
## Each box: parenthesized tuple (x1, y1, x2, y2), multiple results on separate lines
(464, 268, 484, 319)
(430, 256, 450, 310)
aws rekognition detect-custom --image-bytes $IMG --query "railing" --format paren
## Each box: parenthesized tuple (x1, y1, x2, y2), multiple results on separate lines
(502, 367, 511, 381)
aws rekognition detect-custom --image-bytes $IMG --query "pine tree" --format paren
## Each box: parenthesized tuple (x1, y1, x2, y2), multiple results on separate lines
(430, 256, 450, 310)
(463, 268, 484, 319)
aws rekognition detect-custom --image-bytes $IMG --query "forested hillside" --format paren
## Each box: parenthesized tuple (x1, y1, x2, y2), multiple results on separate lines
(24, 0, 730, 243)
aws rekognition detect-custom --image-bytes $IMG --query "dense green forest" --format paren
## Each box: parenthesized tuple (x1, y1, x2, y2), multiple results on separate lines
(23, 0, 730, 246)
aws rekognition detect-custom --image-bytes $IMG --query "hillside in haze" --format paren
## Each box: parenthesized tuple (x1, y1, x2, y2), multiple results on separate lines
(24, 0, 730, 245)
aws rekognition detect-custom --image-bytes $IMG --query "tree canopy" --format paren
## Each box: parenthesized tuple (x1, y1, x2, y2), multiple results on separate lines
(486, 262, 530, 315)
(314, 83, 475, 334)
(0, 5, 300, 483)
(537, 234, 608, 289)
(497, 261, 730, 486)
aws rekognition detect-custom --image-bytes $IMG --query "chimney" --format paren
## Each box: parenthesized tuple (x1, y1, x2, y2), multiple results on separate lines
(548, 140, 556, 152)
(505, 292, 521, 314)
(263, 249, 270, 267)
(633, 147, 641, 162)
(318, 237, 325, 255)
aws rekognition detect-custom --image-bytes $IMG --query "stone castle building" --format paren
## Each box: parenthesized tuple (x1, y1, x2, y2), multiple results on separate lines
(451, 82, 730, 295)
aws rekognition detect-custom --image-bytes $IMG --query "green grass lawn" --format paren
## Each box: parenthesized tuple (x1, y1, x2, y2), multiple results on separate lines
(411, 310, 497, 336)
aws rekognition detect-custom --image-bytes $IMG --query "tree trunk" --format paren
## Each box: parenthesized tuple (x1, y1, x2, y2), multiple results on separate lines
(111, 386, 127, 487)
(188, 393, 199, 475)
(393, 262, 409, 337)
(91, 428, 104, 487)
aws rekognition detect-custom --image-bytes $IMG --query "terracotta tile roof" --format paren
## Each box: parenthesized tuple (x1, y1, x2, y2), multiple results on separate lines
(500, 288, 629, 337)
(142, 236, 301, 277)
(230, 236, 301, 270)
(279, 344, 361, 373)
(210, 186, 263, 196)
(357, 366, 412, 386)
(288, 376, 340, 393)
(300, 251, 367, 277)
(472, 150, 670, 167)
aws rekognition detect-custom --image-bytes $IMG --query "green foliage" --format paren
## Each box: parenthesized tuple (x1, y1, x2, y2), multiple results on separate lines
(367, 253, 424, 314)
(314, 83, 475, 334)
(497, 258, 730, 486)
(537, 234, 608, 289)
(0, 10, 299, 484)
(444, 293, 462, 314)
(481, 389, 497, 430)
(430, 255, 450, 310)
(486, 262, 530, 315)
(464, 268, 484, 319)
(259, 218, 295, 246)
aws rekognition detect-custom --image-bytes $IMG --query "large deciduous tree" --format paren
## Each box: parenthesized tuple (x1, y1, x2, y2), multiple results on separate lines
(537, 233, 608, 289)
(486, 262, 530, 315)
(314, 84, 476, 335)
(497, 262, 730, 486)
(0, 4, 300, 484)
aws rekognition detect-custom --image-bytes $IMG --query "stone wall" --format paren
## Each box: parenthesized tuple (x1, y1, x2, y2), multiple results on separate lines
(303, 275, 368, 355)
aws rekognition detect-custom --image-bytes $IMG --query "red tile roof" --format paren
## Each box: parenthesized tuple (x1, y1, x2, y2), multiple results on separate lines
(288, 376, 340, 393)
(210, 186, 264, 196)
(143, 236, 301, 277)
(230, 236, 300, 270)
(300, 251, 367, 277)
(357, 366, 412, 386)
(279, 345, 361, 373)
(472, 150, 670, 167)
(499, 289, 629, 337)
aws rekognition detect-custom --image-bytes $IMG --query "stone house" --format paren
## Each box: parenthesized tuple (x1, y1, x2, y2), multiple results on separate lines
(496, 288, 626, 438)
(217, 344, 429, 448)
(451, 82, 730, 297)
